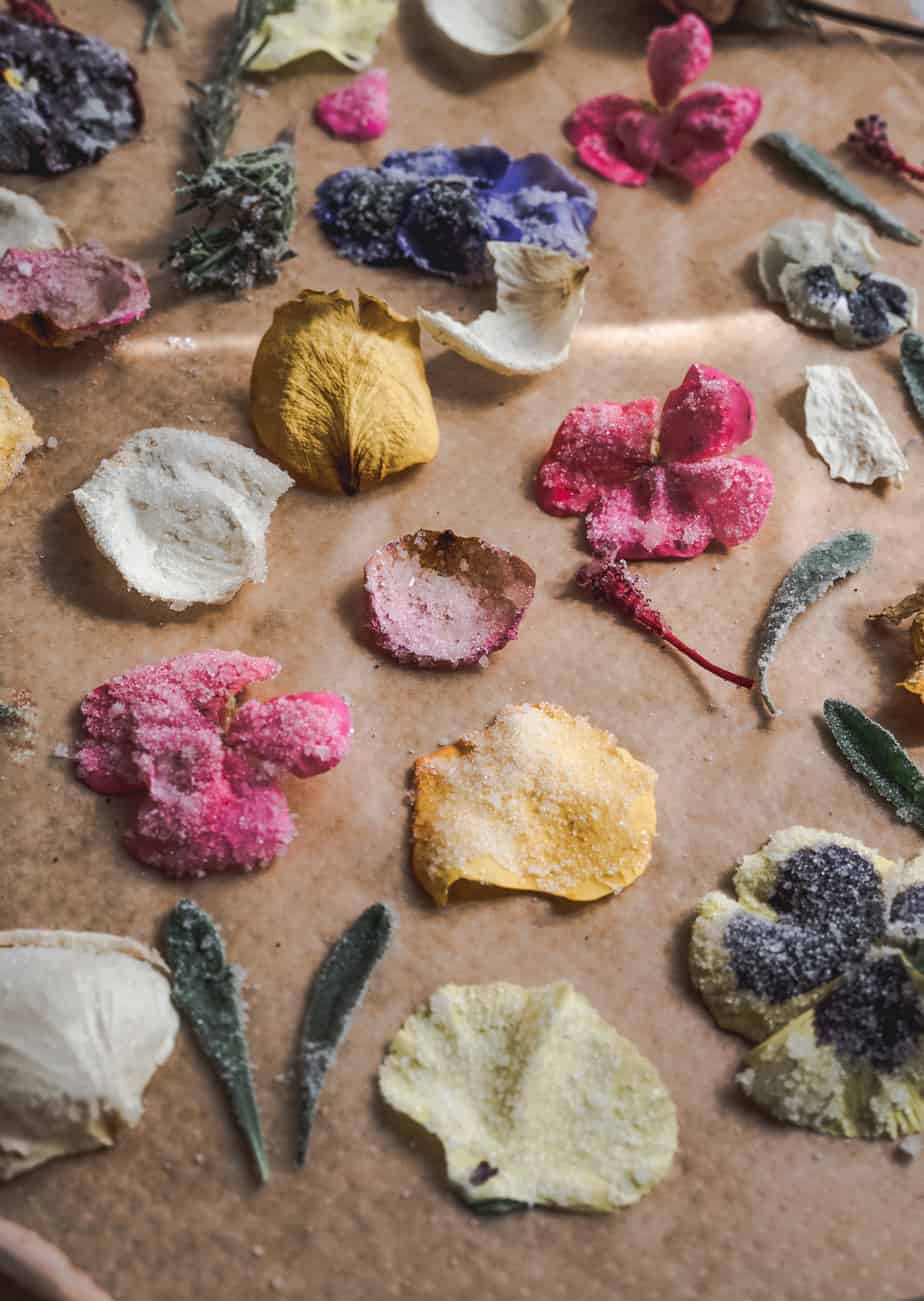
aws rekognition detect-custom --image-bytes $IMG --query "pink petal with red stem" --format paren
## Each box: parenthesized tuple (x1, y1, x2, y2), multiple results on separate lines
(660, 84, 762, 187)
(659, 363, 755, 461)
(647, 13, 712, 109)
(536, 398, 660, 515)
(314, 68, 390, 141)
(364, 529, 536, 669)
(563, 95, 659, 187)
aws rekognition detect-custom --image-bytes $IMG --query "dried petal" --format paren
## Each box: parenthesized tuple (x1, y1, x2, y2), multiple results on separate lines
(72, 428, 293, 610)
(0, 185, 69, 254)
(364, 529, 536, 668)
(563, 95, 658, 188)
(0, 241, 149, 346)
(658, 362, 754, 461)
(75, 651, 351, 876)
(417, 241, 589, 375)
(0, 1218, 115, 1301)
(535, 399, 661, 515)
(250, 290, 439, 494)
(660, 85, 762, 187)
(379, 981, 677, 1211)
(871, 590, 924, 702)
(314, 68, 389, 141)
(412, 702, 656, 904)
(804, 365, 908, 485)
(647, 12, 712, 109)
(243, 0, 397, 71)
(421, 0, 572, 56)
(0, 376, 40, 493)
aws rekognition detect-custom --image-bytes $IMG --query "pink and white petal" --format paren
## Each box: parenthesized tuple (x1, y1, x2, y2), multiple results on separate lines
(669, 454, 774, 547)
(647, 13, 712, 109)
(536, 398, 660, 516)
(314, 68, 390, 142)
(564, 95, 658, 186)
(659, 362, 755, 462)
(659, 85, 762, 187)
(585, 466, 713, 560)
(227, 692, 352, 778)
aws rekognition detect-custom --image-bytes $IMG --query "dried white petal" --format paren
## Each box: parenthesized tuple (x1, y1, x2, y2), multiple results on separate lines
(242, 0, 397, 71)
(0, 930, 178, 1180)
(418, 242, 589, 375)
(804, 365, 908, 485)
(0, 187, 70, 258)
(421, 0, 571, 56)
(73, 428, 293, 609)
(757, 214, 876, 303)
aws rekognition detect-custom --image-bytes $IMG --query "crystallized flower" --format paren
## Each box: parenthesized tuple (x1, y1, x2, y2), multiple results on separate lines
(75, 651, 351, 877)
(536, 363, 773, 560)
(758, 214, 917, 348)
(314, 68, 389, 141)
(314, 145, 596, 281)
(0, 376, 40, 493)
(563, 13, 761, 188)
(872, 590, 924, 704)
(690, 825, 924, 1137)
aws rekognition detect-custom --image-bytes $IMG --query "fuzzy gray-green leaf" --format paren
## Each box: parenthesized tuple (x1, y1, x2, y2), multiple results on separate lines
(823, 699, 924, 831)
(756, 531, 874, 716)
(901, 331, 924, 426)
(296, 902, 396, 1168)
(760, 131, 922, 246)
(164, 899, 269, 1183)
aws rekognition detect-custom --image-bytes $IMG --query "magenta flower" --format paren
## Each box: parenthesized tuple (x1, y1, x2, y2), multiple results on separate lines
(563, 13, 761, 187)
(536, 364, 774, 560)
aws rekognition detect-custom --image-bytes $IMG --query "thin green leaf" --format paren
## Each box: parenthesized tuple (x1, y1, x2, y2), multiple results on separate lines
(760, 131, 922, 246)
(901, 331, 924, 426)
(823, 699, 924, 831)
(756, 531, 874, 716)
(164, 899, 269, 1184)
(296, 902, 396, 1168)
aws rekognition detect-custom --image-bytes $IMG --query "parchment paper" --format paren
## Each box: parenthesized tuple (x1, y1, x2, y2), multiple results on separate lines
(1, 3, 923, 1299)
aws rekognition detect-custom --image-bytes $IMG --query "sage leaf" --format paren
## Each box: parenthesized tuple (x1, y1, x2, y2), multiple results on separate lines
(296, 902, 396, 1167)
(756, 531, 875, 716)
(823, 699, 924, 831)
(901, 331, 924, 426)
(164, 899, 269, 1184)
(760, 131, 922, 246)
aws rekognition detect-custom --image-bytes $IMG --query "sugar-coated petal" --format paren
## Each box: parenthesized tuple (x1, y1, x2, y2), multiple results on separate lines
(564, 95, 658, 187)
(381, 144, 511, 185)
(0, 376, 40, 493)
(647, 13, 712, 109)
(668, 454, 774, 546)
(585, 466, 715, 559)
(0, 186, 69, 256)
(226, 694, 352, 778)
(395, 177, 493, 281)
(364, 529, 536, 668)
(660, 84, 762, 187)
(314, 68, 389, 141)
(659, 363, 755, 461)
(536, 399, 660, 515)
(314, 168, 415, 265)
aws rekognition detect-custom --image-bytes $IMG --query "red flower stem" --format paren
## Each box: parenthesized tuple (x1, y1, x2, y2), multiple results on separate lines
(653, 623, 754, 689)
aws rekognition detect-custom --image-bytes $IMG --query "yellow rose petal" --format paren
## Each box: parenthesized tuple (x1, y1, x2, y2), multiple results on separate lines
(243, 0, 397, 72)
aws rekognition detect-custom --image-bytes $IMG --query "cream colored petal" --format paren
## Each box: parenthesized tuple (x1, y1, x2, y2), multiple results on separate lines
(0, 1218, 115, 1301)
(0, 930, 178, 1180)
(380, 981, 677, 1211)
(73, 427, 292, 610)
(418, 242, 588, 375)
(243, 0, 397, 71)
(0, 187, 70, 257)
(0, 376, 40, 494)
(804, 364, 908, 485)
(422, 0, 571, 56)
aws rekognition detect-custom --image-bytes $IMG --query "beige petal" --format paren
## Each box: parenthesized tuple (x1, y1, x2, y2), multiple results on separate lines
(243, 0, 397, 71)
(0, 187, 70, 258)
(804, 364, 908, 485)
(422, 0, 572, 57)
(0, 1218, 114, 1301)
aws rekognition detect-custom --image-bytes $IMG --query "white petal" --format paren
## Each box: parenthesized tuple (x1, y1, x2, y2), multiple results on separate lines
(757, 214, 876, 304)
(242, 0, 397, 71)
(422, 0, 571, 56)
(418, 241, 589, 375)
(0, 188, 70, 258)
(804, 364, 908, 485)
(73, 428, 293, 609)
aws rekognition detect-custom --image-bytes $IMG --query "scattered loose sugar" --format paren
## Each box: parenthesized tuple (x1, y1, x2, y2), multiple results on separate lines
(45, 435, 58, 449)
(0, 691, 38, 763)
(166, 335, 196, 350)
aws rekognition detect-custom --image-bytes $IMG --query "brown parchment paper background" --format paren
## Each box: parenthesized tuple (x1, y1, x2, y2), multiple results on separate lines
(1, 3, 924, 1298)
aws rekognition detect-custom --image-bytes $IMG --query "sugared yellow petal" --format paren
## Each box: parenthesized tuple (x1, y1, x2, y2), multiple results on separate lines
(412, 702, 656, 905)
(0, 377, 40, 493)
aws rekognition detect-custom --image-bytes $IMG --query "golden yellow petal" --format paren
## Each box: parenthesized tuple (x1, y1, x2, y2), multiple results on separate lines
(0, 377, 40, 494)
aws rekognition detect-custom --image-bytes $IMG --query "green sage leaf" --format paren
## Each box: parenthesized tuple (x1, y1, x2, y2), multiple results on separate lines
(901, 331, 924, 426)
(296, 902, 396, 1168)
(756, 531, 874, 716)
(823, 699, 924, 831)
(760, 131, 922, 246)
(164, 899, 269, 1184)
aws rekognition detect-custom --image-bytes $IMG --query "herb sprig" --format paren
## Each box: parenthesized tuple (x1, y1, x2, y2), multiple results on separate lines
(141, 0, 184, 51)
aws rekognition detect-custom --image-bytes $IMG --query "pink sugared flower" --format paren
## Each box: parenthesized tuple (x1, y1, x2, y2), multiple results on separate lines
(563, 13, 761, 187)
(536, 364, 774, 560)
(75, 651, 351, 877)
(314, 69, 389, 142)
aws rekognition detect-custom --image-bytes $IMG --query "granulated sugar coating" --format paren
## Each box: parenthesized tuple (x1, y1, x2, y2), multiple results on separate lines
(379, 981, 677, 1212)
(0, 242, 149, 346)
(411, 702, 656, 904)
(364, 529, 536, 668)
(75, 651, 351, 876)
(536, 364, 773, 560)
(314, 69, 389, 141)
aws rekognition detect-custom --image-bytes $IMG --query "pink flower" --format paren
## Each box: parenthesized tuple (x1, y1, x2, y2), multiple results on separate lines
(563, 13, 761, 187)
(536, 364, 774, 560)
(314, 68, 390, 142)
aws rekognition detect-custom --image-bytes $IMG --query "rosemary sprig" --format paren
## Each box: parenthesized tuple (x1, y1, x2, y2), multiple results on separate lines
(141, 0, 184, 51)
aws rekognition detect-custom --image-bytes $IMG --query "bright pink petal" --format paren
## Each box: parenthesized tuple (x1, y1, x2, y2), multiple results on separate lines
(227, 693, 352, 778)
(669, 454, 774, 546)
(647, 13, 712, 109)
(659, 84, 762, 186)
(564, 95, 658, 186)
(586, 465, 714, 560)
(536, 399, 660, 516)
(314, 68, 390, 142)
(659, 363, 755, 462)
